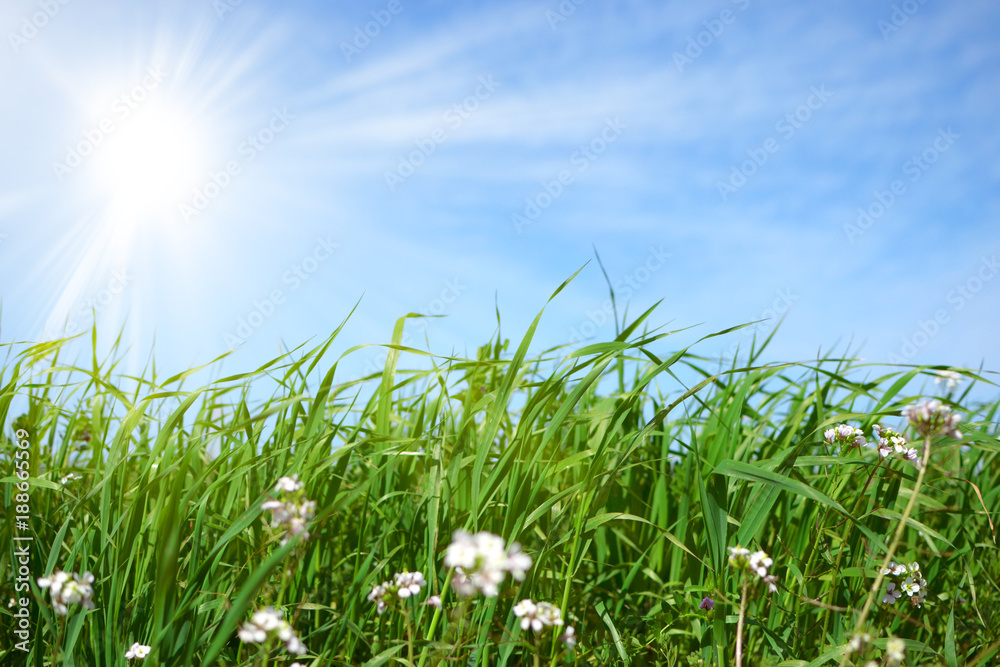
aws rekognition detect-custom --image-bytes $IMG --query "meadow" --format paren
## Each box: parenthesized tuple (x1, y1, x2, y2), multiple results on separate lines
(1, 291, 998, 666)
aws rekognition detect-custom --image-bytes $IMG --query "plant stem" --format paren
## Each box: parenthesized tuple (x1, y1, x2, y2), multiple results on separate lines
(837, 434, 932, 667)
(416, 569, 453, 667)
(549, 489, 590, 667)
(793, 504, 829, 656)
(820, 455, 885, 646)
(403, 604, 415, 665)
(735, 579, 749, 667)
(53, 615, 66, 665)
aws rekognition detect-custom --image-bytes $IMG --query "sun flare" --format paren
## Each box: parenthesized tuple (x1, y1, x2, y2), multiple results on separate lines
(91, 102, 205, 222)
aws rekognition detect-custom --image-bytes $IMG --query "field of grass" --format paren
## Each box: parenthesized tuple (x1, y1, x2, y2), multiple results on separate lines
(2, 295, 998, 666)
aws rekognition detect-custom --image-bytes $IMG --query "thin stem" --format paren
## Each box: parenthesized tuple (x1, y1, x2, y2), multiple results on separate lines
(402, 605, 415, 665)
(820, 455, 886, 646)
(53, 615, 66, 665)
(735, 579, 749, 667)
(416, 569, 453, 667)
(549, 489, 591, 667)
(838, 434, 932, 667)
(793, 503, 830, 656)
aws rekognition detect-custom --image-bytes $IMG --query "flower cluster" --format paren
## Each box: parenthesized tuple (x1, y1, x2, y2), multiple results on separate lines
(367, 570, 426, 614)
(872, 425, 921, 468)
(824, 424, 867, 451)
(902, 399, 962, 440)
(513, 599, 564, 632)
(237, 607, 307, 655)
(443, 530, 532, 597)
(513, 599, 576, 648)
(37, 570, 95, 616)
(846, 632, 871, 655)
(885, 637, 906, 666)
(261, 475, 316, 545)
(880, 561, 927, 608)
(125, 642, 151, 660)
(727, 546, 778, 593)
(933, 369, 962, 390)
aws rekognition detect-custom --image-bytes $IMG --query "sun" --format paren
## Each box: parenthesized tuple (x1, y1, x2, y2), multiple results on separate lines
(90, 101, 206, 223)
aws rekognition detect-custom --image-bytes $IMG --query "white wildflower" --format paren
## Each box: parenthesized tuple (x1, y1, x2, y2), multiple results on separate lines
(729, 546, 778, 593)
(261, 477, 315, 545)
(251, 607, 283, 631)
(368, 570, 427, 613)
(872, 426, 917, 466)
(847, 632, 871, 654)
(748, 551, 773, 578)
(275, 475, 303, 493)
(727, 546, 751, 568)
(444, 530, 532, 598)
(238, 623, 267, 643)
(562, 624, 577, 648)
(513, 599, 563, 632)
(885, 637, 906, 665)
(882, 561, 907, 577)
(125, 642, 151, 660)
(933, 370, 961, 390)
(37, 570, 95, 616)
(506, 542, 532, 581)
(394, 571, 425, 599)
(881, 560, 927, 608)
(237, 607, 306, 656)
(902, 399, 962, 440)
(825, 424, 866, 451)
(367, 582, 390, 615)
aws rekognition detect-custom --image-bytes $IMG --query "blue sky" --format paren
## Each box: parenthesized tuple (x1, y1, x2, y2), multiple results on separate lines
(1, 0, 998, 386)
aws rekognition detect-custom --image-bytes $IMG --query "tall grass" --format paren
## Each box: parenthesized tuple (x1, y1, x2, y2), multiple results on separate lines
(1, 297, 998, 666)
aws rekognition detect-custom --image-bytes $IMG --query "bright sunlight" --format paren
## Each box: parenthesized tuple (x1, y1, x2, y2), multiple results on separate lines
(91, 102, 205, 221)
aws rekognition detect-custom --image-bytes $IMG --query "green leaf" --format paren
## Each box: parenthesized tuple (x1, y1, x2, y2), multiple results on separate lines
(595, 599, 629, 666)
(945, 600, 957, 667)
(715, 459, 888, 553)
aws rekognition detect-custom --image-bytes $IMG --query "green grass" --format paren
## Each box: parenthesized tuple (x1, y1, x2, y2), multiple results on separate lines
(1, 297, 998, 666)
